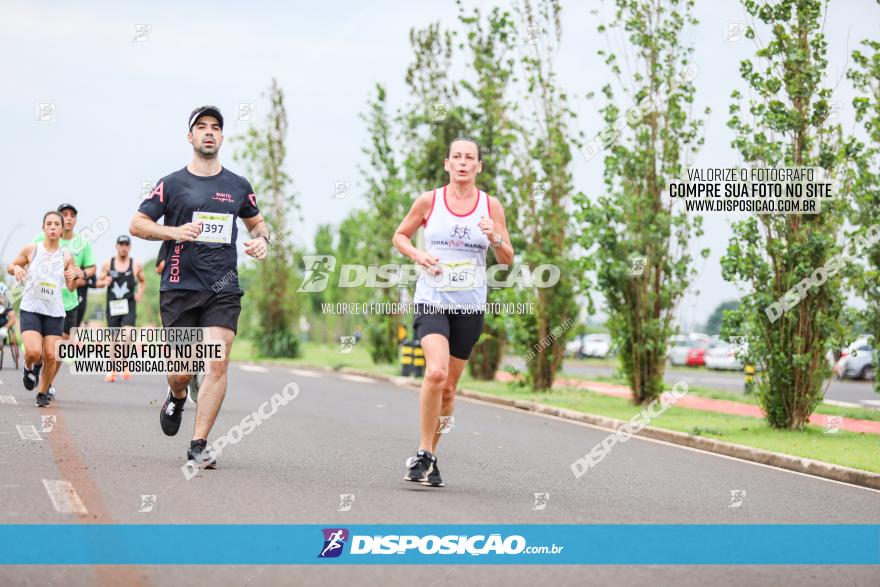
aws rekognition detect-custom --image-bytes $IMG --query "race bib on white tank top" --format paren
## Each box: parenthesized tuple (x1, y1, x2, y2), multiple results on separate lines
(413, 186, 490, 309)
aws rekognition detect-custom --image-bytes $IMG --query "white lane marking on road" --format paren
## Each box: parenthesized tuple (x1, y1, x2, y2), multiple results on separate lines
(0, 395, 17, 404)
(42, 480, 88, 514)
(823, 399, 863, 408)
(16, 424, 42, 440)
(340, 374, 375, 384)
(239, 364, 269, 373)
(455, 393, 880, 495)
(859, 400, 880, 408)
(288, 368, 320, 378)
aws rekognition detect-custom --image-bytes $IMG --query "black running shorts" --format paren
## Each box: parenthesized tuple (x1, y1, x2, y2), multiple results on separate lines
(413, 303, 485, 360)
(20, 309, 64, 337)
(160, 290, 243, 333)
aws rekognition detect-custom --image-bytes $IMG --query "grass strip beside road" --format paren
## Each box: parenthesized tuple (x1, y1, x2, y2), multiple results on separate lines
(231, 342, 880, 474)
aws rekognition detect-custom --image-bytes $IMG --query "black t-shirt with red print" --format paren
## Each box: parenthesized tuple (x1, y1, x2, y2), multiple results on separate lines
(138, 166, 259, 292)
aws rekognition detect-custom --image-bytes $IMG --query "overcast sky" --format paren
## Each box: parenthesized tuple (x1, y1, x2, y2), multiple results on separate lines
(1, 0, 877, 327)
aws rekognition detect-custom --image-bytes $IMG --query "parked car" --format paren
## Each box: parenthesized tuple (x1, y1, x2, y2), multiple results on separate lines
(837, 342, 875, 380)
(668, 333, 713, 366)
(685, 341, 712, 367)
(667, 335, 691, 366)
(564, 336, 584, 358)
(704, 341, 744, 371)
(580, 333, 613, 358)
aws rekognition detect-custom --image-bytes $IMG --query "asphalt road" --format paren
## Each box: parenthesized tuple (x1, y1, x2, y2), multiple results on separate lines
(547, 358, 880, 408)
(1, 362, 879, 586)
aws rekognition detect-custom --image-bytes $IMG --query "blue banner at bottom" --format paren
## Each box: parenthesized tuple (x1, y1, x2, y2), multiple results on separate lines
(0, 525, 878, 564)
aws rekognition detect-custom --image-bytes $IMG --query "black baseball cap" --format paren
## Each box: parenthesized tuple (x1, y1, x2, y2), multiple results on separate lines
(117, 235, 132, 245)
(57, 203, 78, 214)
(189, 105, 224, 131)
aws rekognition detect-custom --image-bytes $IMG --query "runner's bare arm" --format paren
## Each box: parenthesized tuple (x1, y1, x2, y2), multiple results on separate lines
(96, 259, 111, 288)
(134, 261, 146, 302)
(7, 244, 35, 283)
(63, 252, 78, 291)
(242, 213, 269, 260)
(486, 196, 514, 265)
(130, 212, 201, 242)
(392, 192, 440, 269)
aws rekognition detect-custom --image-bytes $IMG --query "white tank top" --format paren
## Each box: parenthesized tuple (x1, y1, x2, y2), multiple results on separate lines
(413, 185, 491, 309)
(20, 243, 66, 318)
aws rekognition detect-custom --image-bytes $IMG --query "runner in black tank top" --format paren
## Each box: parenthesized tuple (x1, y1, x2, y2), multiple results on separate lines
(97, 235, 146, 381)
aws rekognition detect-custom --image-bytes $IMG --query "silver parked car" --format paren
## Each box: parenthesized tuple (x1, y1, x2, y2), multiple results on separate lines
(837, 343, 875, 380)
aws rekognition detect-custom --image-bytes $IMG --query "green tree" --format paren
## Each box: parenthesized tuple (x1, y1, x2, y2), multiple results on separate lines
(849, 38, 880, 393)
(400, 23, 468, 191)
(721, 0, 852, 428)
(705, 300, 740, 335)
(234, 78, 300, 357)
(359, 84, 411, 363)
(455, 1, 519, 380)
(506, 0, 580, 391)
(575, 0, 708, 404)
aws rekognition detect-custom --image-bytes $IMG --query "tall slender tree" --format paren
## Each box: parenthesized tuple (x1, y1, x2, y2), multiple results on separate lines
(721, 0, 852, 428)
(506, 0, 579, 391)
(360, 84, 411, 363)
(848, 38, 880, 392)
(576, 0, 707, 403)
(234, 78, 300, 357)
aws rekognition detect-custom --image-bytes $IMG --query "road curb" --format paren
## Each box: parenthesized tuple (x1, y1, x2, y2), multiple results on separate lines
(269, 361, 880, 491)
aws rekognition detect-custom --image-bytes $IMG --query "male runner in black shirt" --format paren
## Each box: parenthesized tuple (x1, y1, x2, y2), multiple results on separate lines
(97, 235, 146, 382)
(130, 105, 269, 469)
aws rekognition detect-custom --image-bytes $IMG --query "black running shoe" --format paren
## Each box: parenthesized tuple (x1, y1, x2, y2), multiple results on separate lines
(36, 392, 50, 408)
(187, 439, 216, 469)
(404, 449, 433, 482)
(23, 366, 37, 391)
(159, 388, 187, 436)
(33, 362, 43, 384)
(422, 457, 444, 487)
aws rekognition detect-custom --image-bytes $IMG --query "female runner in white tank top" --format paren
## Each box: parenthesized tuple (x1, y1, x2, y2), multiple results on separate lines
(392, 137, 514, 487)
(7, 211, 78, 406)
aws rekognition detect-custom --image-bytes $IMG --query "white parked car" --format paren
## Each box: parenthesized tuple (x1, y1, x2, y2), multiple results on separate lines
(704, 342, 744, 371)
(565, 336, 584, 357)
(580, 333, 613, 358)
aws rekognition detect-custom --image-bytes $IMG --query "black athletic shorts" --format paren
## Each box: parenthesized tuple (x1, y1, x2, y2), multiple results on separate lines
(20, 309, 64, 337)
(413, 303, 485, 360)
(160, 290, 243, 333)
(63, 308, 78, 335)
(107, 302, 136, 328)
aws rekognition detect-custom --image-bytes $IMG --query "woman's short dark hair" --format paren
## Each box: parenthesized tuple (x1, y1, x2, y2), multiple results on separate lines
(447, 136, 482, 161)
(43, 211, 63, 226)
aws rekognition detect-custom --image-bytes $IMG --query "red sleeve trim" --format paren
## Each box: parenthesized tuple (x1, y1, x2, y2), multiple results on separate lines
(424, 189, 437, 227)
